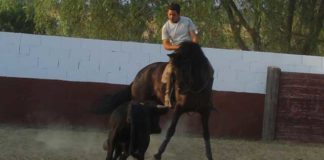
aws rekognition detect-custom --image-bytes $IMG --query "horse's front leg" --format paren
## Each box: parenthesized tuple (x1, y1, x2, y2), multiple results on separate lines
(154, 108, 182, 160)
(105, 130, 117, 160)
(201, 111, 214, 160)
(105, 138, 114, 160)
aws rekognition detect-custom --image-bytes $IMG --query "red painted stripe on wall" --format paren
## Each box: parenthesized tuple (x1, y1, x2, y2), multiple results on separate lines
(0, 76, 264, 139)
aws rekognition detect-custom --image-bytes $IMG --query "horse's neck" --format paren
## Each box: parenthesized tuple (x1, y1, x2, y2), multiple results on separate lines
(191, 61, 213, 91)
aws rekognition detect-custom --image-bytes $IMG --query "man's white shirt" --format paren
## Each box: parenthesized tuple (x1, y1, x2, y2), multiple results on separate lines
(162, 16, 198, 45)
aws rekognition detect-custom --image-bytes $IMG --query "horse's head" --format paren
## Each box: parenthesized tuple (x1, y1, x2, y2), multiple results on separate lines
(168, 52, 191, 93)
(168, 41, 206, 94)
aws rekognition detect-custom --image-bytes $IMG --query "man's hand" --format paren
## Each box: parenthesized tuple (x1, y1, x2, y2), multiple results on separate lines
(162, 39, 180, 51)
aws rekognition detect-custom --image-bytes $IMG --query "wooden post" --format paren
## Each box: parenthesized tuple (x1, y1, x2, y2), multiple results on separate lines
(262, 66, 281, 141)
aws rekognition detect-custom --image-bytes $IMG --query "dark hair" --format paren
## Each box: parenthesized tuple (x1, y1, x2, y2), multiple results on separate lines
(168, 3, 180, 14)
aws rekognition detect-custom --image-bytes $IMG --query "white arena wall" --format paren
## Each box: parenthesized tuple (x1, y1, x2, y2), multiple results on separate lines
(1, 31, 324, 139)
(1, 31, 323, 94)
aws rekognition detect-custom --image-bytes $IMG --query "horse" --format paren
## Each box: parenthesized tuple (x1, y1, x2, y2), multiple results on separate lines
(103, 101, 168, 160)
(98, 41, 214, 160)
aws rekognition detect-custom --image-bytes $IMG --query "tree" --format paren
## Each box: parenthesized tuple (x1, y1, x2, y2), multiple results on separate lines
(1, 0, 323, 55)
(0, 0, 35, 33)
(33, 0, 60, 35)
(300, 0, 324, 55)
(221, 0, 324, 55)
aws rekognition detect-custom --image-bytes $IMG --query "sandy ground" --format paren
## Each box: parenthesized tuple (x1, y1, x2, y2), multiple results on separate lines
(1, 125, 324, 160)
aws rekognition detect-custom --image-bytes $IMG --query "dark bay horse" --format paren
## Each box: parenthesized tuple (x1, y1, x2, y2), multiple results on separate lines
(99, 41, 214, 160)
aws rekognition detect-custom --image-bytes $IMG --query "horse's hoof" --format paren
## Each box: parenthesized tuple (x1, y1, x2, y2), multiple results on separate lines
(153, 154, 161, 160)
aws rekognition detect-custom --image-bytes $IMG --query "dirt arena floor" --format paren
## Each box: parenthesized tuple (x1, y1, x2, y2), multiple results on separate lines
(1, 125, 324, 160)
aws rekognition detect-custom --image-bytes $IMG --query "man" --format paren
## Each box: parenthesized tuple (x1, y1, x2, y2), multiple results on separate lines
(161, 3, 199, 107)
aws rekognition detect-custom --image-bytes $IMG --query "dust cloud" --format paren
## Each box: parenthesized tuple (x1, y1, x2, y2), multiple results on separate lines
(1, 125, 324, 160)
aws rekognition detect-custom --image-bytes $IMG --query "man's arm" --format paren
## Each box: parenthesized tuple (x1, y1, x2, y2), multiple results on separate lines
(163, 39, 180, 51)
(189, 30, 198, 43)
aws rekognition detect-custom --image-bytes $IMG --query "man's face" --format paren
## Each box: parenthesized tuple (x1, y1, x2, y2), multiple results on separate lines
(167, 9, 180, 23)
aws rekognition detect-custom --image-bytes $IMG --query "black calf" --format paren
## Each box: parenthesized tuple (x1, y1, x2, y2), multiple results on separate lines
(104, 101, 167, 160)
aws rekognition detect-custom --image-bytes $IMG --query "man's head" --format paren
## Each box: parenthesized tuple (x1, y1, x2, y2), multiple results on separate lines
(167, 3, 180, 23)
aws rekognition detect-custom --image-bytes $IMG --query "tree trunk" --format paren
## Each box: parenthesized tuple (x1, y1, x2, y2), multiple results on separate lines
(286, 0, 296, 52)
(228, 0, 262, 51)
(302, 0, 324, 54)
(222, 0, 249, 50)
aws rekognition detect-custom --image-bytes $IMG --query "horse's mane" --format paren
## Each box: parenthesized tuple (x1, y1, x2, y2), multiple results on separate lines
(177, 42, 208, 67)
(172, 41, 214, 92)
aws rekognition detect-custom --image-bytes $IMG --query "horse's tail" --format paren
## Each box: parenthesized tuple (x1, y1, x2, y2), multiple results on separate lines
(93, 84, 132, 114)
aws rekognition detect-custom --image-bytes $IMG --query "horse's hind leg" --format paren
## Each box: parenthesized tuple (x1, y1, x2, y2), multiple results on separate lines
(154, 109, 182, 160)
(201, 111, 214, 160)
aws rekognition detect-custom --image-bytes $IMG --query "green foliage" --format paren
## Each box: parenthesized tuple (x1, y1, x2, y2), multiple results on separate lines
(33, 0, 59, 34)
(0, 0, 35, 33)
(1, 0, 323, 55)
